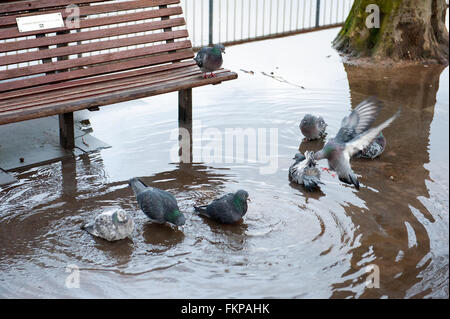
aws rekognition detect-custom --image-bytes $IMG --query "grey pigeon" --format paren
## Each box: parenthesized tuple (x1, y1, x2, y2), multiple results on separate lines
(194, 43, 225, 78)
(129, 178, 186, 226)
(194, 190, 250, 224)
(314, 97, 400, 189)
(82, 209, 134, 241)
(354, 132, 386, 159)
(289, 151, 323, 191)
(300, 114, 327, 141)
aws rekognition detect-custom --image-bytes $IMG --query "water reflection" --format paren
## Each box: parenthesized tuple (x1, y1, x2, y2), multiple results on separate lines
(288, 181, 326, 200)
(139, 163, 232, 193)
(93, 238, 134, 266)
(142, 223, 185, 253)
(330, 63, 446, 298)
(197, 218, 249, 252)
(299, 138, 326, 154)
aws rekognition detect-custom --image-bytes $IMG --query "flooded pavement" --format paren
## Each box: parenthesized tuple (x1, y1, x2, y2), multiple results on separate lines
(0, 28, 448, 298)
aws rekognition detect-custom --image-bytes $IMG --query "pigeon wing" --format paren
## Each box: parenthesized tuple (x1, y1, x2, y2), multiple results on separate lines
(205, 200, 236, 223)
(302, 167, 323, 191)
(194, 47, 209, 68)
(197, 194, 238, 224)
(94, 213, 114, 239)
(137, 190, 165, 221)
(335, 97, 383, 143)
(289, 161, 306, 184)
(345, 109, 400, 158)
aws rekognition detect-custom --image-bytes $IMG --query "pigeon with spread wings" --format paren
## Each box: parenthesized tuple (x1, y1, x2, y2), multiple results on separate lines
(314, 97, 400, 189)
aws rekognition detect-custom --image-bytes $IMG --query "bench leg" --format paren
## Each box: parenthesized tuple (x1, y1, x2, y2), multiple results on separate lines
(178, 89, 192, 123)
(59, 112, 75, 149)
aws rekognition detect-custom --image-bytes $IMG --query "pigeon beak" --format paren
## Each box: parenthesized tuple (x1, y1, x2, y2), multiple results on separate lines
(247, 198, 251, 202)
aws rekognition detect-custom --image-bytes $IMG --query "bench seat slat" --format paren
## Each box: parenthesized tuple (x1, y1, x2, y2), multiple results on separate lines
(0, 64, 200, 108)
(0, 7, 182, 40)
(0, 60, 196, 101)
(0, 70, 238, 125)
(0, 0, 180, 27)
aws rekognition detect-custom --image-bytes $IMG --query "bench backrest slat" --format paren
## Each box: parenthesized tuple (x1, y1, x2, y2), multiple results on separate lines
(0, 12, 184, 51)
(0, 0, 192, 94)
(0, 6, 182, 40)
(2, 29, 188, 66)
(0, 27, 186, 81)
(0, 0, 109, 14)
(0, 0, 180, 26)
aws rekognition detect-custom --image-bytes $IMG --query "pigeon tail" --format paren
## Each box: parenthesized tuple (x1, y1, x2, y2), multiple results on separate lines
(128, 177, 148, 195)
(339, 172, 360, 189)
(81, 222, 96, 235)
(194, 205, 209, 217)
(303, 175, 323, 191)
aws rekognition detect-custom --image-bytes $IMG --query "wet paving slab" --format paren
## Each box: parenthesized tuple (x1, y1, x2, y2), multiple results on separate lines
(0, 114, 110, 185)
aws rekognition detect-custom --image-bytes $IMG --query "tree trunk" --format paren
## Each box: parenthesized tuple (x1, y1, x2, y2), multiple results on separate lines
(333, 0, 449, 64)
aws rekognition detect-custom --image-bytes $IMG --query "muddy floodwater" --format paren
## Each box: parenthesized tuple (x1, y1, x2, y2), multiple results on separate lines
(0, 28, 448, 298)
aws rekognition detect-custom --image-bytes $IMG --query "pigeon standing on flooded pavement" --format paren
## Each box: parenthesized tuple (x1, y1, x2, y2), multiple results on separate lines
(82, 209, 134, 241)
(129, 178, 186, 226)
(194, 190, 250, 224)
(300, 114, 327, 141)
(289, 151, 323, 191)
(194, 43, 225, 78)
(314, 97, 400, 189)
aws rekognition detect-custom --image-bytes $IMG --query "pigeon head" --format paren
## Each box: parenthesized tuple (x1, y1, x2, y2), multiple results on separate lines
(301, 114, 317, 126)
(165, 209, 186, 226)
(293, 152, 306, 163)
(235, 190, 249, 202)
(213, 43, 225, 54)
(233, 190, 249, 215)
(300, 114, 326, 140)
(112, 210, 129, 224)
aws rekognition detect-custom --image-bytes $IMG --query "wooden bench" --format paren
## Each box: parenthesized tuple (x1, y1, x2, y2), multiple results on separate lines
(0, 0, 237, 149)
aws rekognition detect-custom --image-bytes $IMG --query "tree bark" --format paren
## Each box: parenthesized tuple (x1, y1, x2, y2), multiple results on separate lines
(333, 0, 449, 64)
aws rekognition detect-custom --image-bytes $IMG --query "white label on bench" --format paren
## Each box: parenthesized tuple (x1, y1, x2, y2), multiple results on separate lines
(16, 13, 65, 33)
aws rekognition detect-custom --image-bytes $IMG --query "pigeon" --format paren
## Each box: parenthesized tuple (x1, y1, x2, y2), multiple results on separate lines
(128, 178, 186, 226)
(289, 151, 323, 191)
(314, 97, 400, 189)
(300, 114, 327, 141)
(194, 43, 225, 78)
(82, 209, 134, 241)
(354, 132, 386, 159)
(194, 190, 250, 224)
